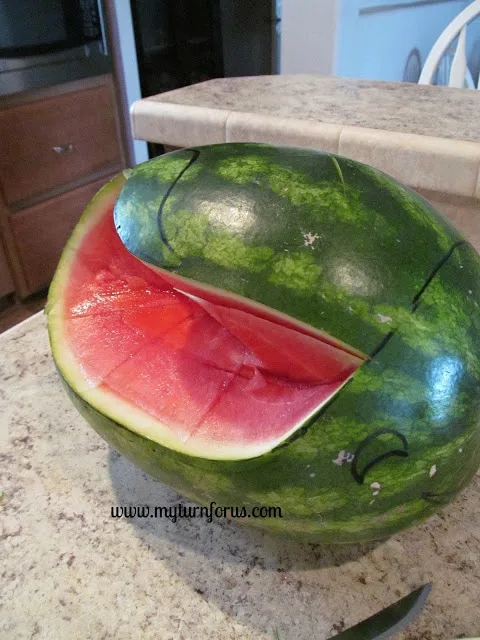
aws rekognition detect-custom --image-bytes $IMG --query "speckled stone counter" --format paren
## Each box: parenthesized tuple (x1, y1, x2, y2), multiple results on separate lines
(1, 311, 480, 639)
(131, 75, 480, 201)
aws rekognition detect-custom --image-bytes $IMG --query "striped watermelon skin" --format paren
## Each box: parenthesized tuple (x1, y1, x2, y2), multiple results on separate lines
(114, 144, 464, 356)
(52, 144, 480, 542)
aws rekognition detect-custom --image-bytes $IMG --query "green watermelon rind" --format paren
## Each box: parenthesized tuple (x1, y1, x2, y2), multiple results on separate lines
(47, 145, 480, 543)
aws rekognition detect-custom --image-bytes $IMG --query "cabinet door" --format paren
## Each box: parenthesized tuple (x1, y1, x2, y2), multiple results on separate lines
(10, 175, 114, 294)
(0, 237, 15, 298)
(0, 85, 122, 206)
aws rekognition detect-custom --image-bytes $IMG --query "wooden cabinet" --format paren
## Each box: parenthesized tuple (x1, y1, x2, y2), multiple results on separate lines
(9, 177, 111, 292)
(0, 237, 14, 298)
(0, 84, 122, 206)
(0, 74, 126, 299)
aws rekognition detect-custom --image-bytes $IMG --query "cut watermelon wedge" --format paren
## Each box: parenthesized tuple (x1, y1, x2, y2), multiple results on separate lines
(48, 175, 366, 459)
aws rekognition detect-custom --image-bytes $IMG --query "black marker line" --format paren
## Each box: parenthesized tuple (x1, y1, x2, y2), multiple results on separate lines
(367, 240, 466, 361)
(157, 149, 201, 253)
(350, 428, 409, 485)
(411, 240, 465, 309)
(369, 330, 395, 360)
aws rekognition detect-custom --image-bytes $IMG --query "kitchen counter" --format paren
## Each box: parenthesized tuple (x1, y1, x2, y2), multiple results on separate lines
(131, 75, 480, 203)
(1, 311, 480, 639)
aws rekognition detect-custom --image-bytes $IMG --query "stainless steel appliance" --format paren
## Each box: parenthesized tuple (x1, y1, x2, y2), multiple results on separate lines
(0, 0, 110, 96)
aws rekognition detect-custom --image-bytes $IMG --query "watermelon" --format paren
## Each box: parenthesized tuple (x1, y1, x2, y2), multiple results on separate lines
(47, 143, 480, 543)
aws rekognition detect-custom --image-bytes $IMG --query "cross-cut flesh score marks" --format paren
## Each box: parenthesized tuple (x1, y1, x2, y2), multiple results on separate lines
(60, 203, 365, 457)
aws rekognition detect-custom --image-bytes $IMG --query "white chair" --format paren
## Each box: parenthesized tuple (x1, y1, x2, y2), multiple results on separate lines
(419, 0, 480, 89)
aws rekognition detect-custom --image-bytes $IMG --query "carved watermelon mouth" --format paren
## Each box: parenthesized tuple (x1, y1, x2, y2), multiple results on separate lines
(48, 175, 366, 460)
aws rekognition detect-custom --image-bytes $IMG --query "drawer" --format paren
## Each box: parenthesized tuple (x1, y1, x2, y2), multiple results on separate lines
(0, 236, 15, 297)
(0, 85, 121, 206)
(10, 175, 114, 294)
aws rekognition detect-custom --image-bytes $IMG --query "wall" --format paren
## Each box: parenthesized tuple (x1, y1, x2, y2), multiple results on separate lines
(106, 0, 149, 166)
(280, 0, 479, 83)
(280, 0, 337, 74)
(335, 0, 472, 82)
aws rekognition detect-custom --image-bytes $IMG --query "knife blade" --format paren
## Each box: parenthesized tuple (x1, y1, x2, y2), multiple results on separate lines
(329, 583, 432, 640)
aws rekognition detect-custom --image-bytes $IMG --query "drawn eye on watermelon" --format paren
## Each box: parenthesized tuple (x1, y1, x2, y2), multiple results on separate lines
(47, 143, 480, 543)
(350, 428, 409, 485)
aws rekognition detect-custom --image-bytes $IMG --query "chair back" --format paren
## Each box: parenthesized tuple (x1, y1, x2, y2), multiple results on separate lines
(419, 0, 480, 89)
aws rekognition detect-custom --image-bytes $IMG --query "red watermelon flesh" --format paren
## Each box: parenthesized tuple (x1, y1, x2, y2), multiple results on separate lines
(177, 293, 361, 385)
(59, 196, 365, 456)
(157, 268, 363, 360)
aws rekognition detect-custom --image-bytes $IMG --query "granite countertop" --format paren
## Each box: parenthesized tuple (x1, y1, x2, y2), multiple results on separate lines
(131, 75, 480, 199)
(1, 311, 480, 639)
(141, 75, 480, 143)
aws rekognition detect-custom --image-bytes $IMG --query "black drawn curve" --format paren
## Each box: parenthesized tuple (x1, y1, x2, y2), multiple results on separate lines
(157, 148, 201, 253)
(351, 428, 409, 485)
(368, 240, 465, 360)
